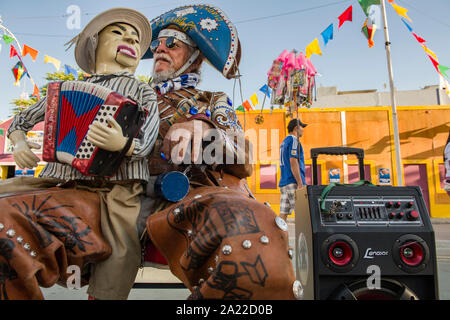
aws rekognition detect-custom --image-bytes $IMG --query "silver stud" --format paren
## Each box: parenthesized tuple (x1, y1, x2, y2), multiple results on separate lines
(275, 216, 288, 231)
(208, 267, 214, 274)
(16, 236, 24, 244)
(288, 248, 293, 259)
(223, 186, 228, 189)
(30, 251, 37, 258)
(194, 195, 202, 199)
(242, 240, 252, 249)
(199, 278, 205, 285)
(214, 255, 219, 263)
(187, 229, 193, 238)
(6, 229, 15, 238)
(264, 202, 271, 208)
(260, 235, 269, 244)
(0, 223, 4, 231)
(222, 245, 232, 255)
(173, 208, 181, 215)
(23, 243, 31, 251)
(293, 280, 304, 300)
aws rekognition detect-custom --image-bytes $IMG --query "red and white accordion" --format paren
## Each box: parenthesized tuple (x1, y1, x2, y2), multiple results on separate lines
(43, 81, 147, 177)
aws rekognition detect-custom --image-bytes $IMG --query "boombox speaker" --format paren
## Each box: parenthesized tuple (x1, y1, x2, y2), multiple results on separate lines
(294, 147, 439, 300)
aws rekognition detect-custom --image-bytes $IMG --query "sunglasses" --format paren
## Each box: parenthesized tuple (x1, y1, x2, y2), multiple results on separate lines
(150, 37, 182, 53)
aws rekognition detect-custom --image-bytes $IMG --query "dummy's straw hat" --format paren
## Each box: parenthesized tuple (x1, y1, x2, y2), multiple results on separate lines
(66, 7, 151, 73)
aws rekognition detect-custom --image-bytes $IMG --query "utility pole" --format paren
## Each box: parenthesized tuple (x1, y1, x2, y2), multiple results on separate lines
(380, 0, 404, 186)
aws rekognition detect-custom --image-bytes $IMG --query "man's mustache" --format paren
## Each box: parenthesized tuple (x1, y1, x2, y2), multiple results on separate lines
(154, 53, 174, 66)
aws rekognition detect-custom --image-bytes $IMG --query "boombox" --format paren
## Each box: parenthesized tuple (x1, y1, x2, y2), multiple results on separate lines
(294, 147, 439, 300)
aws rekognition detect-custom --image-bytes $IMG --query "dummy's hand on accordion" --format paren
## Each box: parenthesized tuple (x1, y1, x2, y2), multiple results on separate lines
(13, 140, 41, 169)
(87, 116, 134, 155)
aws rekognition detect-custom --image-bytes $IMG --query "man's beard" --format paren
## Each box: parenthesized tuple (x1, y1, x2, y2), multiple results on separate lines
(152, 53, 177, 83)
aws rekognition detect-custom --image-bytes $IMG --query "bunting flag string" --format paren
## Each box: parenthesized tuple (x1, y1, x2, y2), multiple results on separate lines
(391, 0, 449, 95)
(250, 93, 259, 107)
(321, 24, 334, 46)
(1, 22, 82, 97)
(305, 38, 322, 58)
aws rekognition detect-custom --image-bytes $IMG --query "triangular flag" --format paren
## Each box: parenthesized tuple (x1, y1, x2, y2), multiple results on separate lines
(338, 5, 352, 29)
(438, 64, 450, 79)
(259, 84, 272, 98)
(391, 3, 412, 22)
(10, 45, 18, 58)
(44, 55, 61, 71)
(422, 44, 438, 62)
(2, 35, 14, 45)
(64, 64, 78, 79)
(236, 105, 245, 112)
(250, 93, 259, 107)
(427, 55, 440, 72)
(305, 38, 322, 58)
(0, 128, 4, 137)
(412, 33, 426, 44)
(321, 24, 334, 46)
(242, 100, 253, 111)
(22, 44, 38, 62)
(401, 18, 413, 32)
(32, 84, 40, 100)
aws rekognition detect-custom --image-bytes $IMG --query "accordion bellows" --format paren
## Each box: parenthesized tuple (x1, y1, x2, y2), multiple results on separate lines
(43, 81, 146, 177)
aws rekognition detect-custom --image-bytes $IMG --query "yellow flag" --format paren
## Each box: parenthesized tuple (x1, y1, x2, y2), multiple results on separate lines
(391, 3, 411, 21)
(305, 38, 322, 58)
(250, 93, 259, 107)
(44, 55, 61, 71)
(421, 45, 438, 61)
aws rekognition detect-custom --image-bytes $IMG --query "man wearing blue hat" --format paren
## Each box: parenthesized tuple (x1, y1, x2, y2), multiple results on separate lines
(141, 4, 299, 300)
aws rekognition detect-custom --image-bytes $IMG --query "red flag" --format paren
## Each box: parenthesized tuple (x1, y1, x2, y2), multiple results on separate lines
(32, 84, 40, 100)
(242, 100, 253, 111)
(23, 44, 39, 61)
(338, 5, 352, 29)
(427, 55, 440, 72)
(412, 33, 426, 44)
(10, 45, 18, 58)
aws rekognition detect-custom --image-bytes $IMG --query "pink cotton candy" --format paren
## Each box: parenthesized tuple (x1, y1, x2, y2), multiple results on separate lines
(306, 57, 317, 77)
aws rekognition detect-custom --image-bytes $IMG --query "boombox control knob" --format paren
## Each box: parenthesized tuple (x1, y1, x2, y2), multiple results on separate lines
(386, 201, 393, 208)
(407, 210, 420, 221)
(394, 202, 401, 208)
(389, 212, 396, 219)
(407, 201, 414, 208)
(398, 212, 405, 219)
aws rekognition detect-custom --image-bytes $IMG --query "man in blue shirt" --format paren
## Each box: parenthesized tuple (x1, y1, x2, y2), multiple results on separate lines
(279, 118, 307, 221)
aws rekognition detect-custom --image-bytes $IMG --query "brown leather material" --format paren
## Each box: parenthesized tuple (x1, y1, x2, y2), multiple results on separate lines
(146, 186, 296, 300)
(0, 188, 111, 300)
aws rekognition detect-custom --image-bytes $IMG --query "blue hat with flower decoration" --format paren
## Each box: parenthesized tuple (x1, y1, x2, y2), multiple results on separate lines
(142, 4, 241, 79)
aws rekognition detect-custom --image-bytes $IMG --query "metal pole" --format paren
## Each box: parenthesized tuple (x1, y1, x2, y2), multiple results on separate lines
(380, 0, 404, 186)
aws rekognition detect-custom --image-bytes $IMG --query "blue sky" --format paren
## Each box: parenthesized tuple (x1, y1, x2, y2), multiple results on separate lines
(0, 0, 449, 120)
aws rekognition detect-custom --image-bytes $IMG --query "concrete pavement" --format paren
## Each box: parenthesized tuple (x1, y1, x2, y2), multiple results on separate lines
(41, 218, 450, 300)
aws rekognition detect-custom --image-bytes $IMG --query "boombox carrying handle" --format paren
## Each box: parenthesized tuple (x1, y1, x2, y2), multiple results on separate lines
(311, 147, 365, 185)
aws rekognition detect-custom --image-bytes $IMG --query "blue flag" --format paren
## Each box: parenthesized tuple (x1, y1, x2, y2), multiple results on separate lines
(259, 84, 272, 98)
(64, 64, 78, 79)
(321, 24, 334, 46)
(401, 18, 413, 32)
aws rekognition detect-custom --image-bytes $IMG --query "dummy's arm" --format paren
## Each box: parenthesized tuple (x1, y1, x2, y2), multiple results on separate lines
(9, 130, 41, 169)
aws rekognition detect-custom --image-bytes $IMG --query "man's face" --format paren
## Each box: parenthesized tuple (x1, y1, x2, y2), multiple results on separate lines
(95, 23, 141, 74)
(152, 34, 192, 82)
(293, 125, 304, 138)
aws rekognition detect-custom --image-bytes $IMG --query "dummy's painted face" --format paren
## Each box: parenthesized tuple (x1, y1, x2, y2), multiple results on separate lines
(95, 23, 141, 74)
